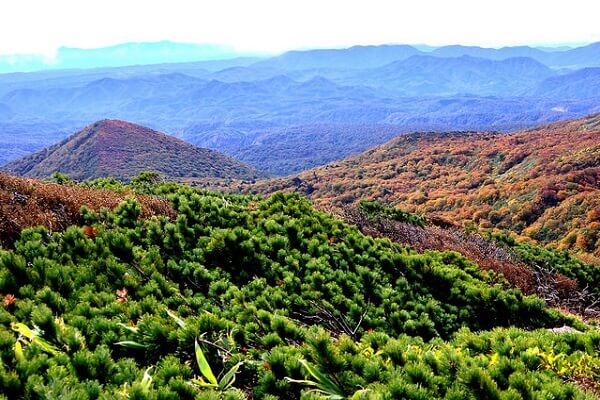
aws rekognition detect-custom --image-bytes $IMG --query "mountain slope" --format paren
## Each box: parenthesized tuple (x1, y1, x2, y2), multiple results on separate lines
(0, 173, 174, 246)
(2, 119, 264, 181)
(345, 55, 554, 96)
(1, 179, 598, 398)
(534, 68, 600, 99)
(190, 123, 406, 176)
(239, 114, 600, 256)
(253, 44, 421, 70)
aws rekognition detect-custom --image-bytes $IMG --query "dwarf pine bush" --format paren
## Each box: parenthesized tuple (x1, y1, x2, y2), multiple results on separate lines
(0, 181, 598, 398)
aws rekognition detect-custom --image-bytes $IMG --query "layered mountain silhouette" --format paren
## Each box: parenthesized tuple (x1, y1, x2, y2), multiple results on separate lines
(534, 68, 600, 99)
(253, 44, 422, 70)
(2, 119, 264, 181)
(252, 42, 600, 71)
(1, 42, 600, 170)
(342, 55, 554, 96)
(429, 42, 600, 68)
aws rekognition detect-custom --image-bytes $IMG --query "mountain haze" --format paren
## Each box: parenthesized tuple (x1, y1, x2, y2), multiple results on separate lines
(430, 42, 600, 68)
(1, 41, 599, 172)
(534, 68, 600, 99)
(0, 41, 250, 73)
(343, 55, 554, 96)
(253, 44, 422, 70)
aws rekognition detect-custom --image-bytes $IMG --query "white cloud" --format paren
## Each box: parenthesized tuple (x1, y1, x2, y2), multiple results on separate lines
(0, 0, 598, 56)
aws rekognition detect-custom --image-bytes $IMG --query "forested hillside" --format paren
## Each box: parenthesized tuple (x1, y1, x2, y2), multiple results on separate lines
(237, 114, 600, 257)
(2, 120, 264, 182)
(0, 176, 599, 398)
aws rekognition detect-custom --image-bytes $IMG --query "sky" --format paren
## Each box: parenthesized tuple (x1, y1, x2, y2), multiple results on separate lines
(0, 0, 599, 56)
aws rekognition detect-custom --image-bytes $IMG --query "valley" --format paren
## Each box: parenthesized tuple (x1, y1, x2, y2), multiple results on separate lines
(2, 119, 263, 182)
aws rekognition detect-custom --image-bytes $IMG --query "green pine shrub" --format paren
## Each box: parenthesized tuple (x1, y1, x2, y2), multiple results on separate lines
(0, 181, 598, 398)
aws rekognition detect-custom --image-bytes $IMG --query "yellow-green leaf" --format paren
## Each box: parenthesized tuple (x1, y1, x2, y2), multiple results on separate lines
(191, 377, 218, 388)
(219, 361, 243, 390)
(195, 340, 218, 386)
(166, 310, 186, 328)
(11, 322, 37, 340)
(115, 341, 147, 350)
(14, 340, 24, 362)
(299, 359, 344, 397)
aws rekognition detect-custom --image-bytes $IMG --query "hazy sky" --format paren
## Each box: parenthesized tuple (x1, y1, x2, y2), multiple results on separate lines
(1, 0, 599, 56)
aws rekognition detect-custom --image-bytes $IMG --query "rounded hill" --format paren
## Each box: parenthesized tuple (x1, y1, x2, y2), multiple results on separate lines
(2, 119, 265, 182)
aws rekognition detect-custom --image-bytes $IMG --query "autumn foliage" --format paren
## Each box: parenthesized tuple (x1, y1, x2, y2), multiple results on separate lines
(0, 173, 174, 246)
(239, 114, 600, 257)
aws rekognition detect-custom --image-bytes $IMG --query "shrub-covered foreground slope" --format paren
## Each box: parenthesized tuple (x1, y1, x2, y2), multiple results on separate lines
(0, 180, 599, 399)
(338, 201, 600, 323)
(234, 114, 600, 257)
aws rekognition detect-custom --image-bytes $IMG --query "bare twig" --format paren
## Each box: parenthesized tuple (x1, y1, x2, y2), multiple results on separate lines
(197, 336, 233, 357)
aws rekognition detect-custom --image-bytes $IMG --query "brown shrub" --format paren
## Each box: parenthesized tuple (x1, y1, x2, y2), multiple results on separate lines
(342, 207, 536, 294)
(342, 207, 599, 318)
(0, 173, 175, 246)
(232, 114, 600, 257)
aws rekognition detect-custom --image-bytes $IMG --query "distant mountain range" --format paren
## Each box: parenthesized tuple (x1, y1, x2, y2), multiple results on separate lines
(253, 44, 422, 70)
(0, 41, 252, 73)
(214, 124, 408, 176)
(428, 43, 600, 68)
(6, 42, 598, 75)
(231, 114, 600, 257)
(253, 42, 600, 71)
(0, 41, 599, 173)
(533, 68, 600, 99)
(340, 55, 555, 96)
(2, 119, 263, 181)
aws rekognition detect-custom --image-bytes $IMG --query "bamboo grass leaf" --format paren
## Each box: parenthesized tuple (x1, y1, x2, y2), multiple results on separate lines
(14, 340, 24, 362)
(115, 340, 147, 349)
(11, 322, 61, 355)
(195, 340, 218, 386)
(140, 366, 153, 392)
(190, 377, 218, 388)
(299, 359, 344, 396)
(219, 361, 243, 390)
(117, 322, 139, 334)
(166, 310, 186, 328)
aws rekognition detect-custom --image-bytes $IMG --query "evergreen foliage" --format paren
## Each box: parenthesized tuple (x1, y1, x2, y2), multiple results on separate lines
(358, 201, 426, 227)
(0, 181, 598, 398)
(491, 232, 600, 298)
